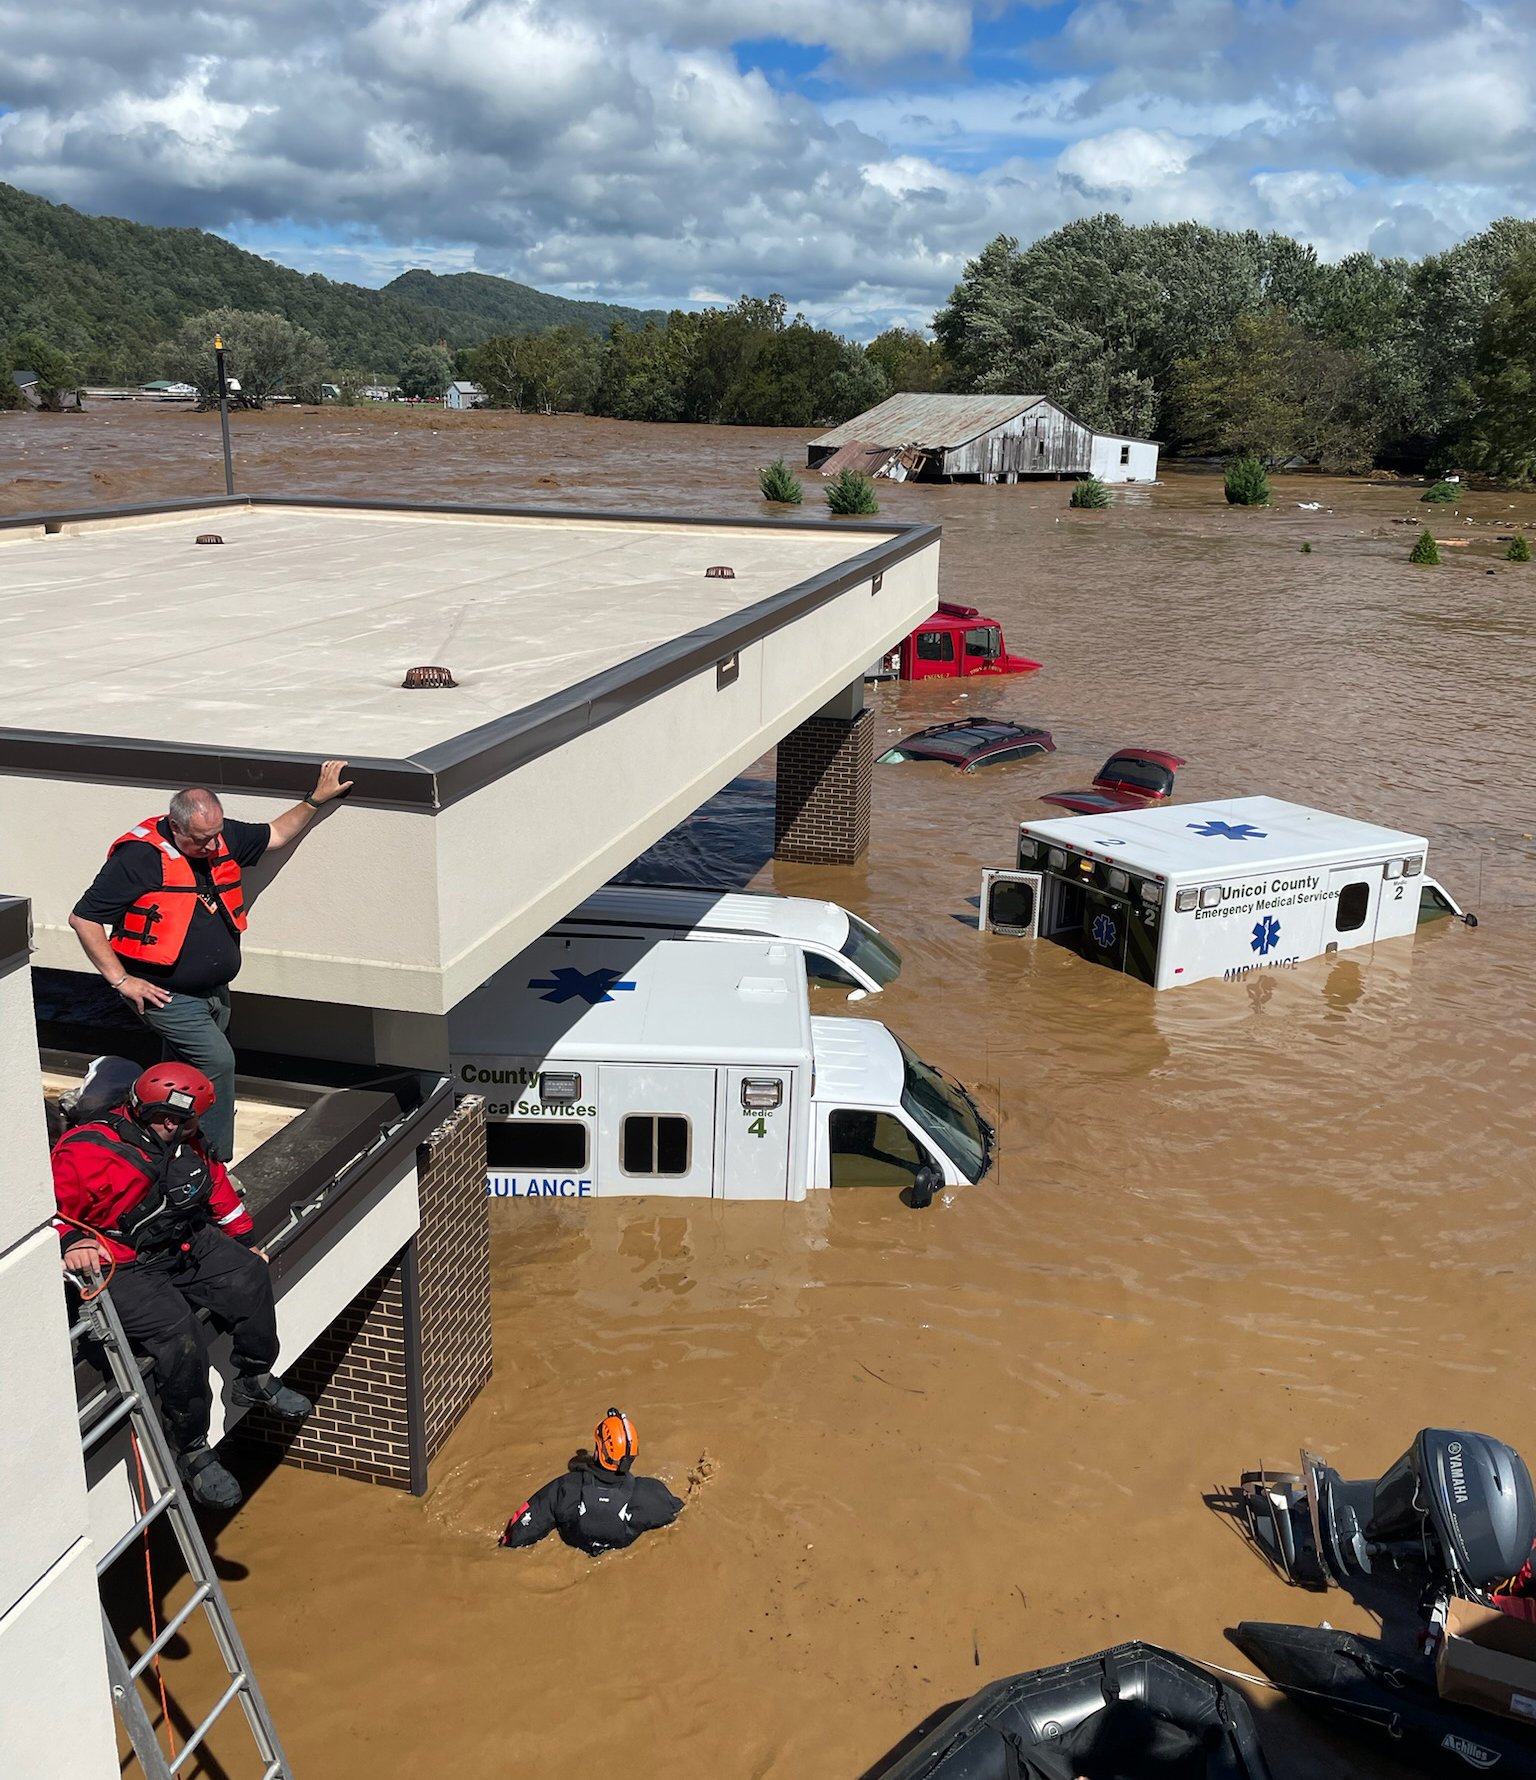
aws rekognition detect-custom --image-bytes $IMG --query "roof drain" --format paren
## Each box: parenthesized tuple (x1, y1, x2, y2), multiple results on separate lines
(705, 565, 735, 578)
(195, 533, 225, 545)
(401, 665, 459, 689)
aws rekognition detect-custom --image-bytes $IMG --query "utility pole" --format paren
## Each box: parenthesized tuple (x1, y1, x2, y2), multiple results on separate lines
(214, 333, 235, 495)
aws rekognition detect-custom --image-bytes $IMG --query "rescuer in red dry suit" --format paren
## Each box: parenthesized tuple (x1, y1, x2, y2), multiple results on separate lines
(68, 762, 353, 1163)
(52, 1062, 311, 1510)
(499, 1409, 684, 1556)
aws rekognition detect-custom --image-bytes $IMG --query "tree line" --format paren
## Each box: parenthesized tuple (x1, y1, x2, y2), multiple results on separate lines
(6, 189, 1536, 483)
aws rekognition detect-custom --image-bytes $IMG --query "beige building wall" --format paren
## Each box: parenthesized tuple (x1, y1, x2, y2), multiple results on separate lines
(0, 915, 119, 1779)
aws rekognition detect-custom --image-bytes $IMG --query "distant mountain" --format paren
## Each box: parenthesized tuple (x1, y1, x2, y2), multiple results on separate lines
(0, 181, 663, 382)
(383, 268, 663, 337)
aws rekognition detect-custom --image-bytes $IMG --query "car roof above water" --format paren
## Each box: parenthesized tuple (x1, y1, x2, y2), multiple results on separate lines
(1020, 796, 1429, 884)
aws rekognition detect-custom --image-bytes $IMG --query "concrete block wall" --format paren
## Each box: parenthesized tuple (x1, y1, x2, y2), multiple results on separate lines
(240, 1098, 492, 1491)
(773, 706, 874, 865)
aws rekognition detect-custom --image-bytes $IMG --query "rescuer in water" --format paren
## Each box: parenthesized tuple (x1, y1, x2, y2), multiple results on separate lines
(68, 763, 353, 1163)
(499, 1409, 684, 1556)
(52, 1062, 311, 1510)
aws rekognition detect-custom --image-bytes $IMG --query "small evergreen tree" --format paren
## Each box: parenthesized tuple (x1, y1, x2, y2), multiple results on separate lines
(759, 458, 803, 504)
(1420, 480, 1461, 503)
(1410, 528, 1441, 564)
(1508, 533, 1531, 561)
(1300, 541, 1313, 553)
(826, 468, 879, 515)
(1224, 455, 1271, 505)
(1069, 475, 1112, 509)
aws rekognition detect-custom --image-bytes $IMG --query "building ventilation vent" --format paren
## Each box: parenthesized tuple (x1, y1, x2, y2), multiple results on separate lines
(401, 665, 459, 689)
(195, 533, 225, 545)
(705, 565, 735, 578)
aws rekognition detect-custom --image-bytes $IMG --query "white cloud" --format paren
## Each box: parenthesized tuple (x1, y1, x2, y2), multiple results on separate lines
(0, 0, 1534, 335)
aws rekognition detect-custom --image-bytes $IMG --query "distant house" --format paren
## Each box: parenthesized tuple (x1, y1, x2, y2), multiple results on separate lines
(446, 381, 485, 410)
(807, 393, 1158, 485)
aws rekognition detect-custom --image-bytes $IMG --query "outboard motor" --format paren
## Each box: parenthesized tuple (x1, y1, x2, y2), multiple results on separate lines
(1239, 1429, 1536, 1602)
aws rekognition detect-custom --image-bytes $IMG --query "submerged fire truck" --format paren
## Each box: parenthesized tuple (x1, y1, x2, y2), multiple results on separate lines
(869, 602, 1040, 681)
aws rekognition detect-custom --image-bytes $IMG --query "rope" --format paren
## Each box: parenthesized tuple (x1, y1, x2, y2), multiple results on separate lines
(57, 1214, 118, 1299)
(129, 1430, 177, 1761)
(1190, 1654, 1404, 1732)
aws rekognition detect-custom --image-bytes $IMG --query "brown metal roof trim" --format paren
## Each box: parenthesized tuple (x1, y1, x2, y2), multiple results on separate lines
(0, 494, 940, 813)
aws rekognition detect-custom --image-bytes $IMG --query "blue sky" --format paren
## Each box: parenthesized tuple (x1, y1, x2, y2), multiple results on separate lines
(1, 1, 1530, 335)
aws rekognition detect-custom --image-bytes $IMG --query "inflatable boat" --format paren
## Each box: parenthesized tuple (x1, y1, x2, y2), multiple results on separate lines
(877, 1641, 1271, 1779)
(1234, 1620, 1536, 1777)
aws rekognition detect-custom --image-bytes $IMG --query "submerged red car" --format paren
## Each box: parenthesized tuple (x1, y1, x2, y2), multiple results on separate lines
(1038, 749, 1184, 813)
(878, 719, 1056, 772)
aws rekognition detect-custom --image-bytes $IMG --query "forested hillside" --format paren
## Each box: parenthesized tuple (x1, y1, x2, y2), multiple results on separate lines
(0, 182, 659, 382)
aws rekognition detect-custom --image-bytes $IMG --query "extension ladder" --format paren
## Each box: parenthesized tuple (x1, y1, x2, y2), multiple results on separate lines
(71, 1283, 292, 1779)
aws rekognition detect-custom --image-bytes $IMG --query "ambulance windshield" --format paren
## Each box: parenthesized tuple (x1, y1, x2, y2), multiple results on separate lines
(841, 916, 903, 989)
(897, 1041, 992, 1183)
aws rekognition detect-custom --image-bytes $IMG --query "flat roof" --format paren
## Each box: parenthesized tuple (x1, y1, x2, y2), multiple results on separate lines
(449, 935, 812, 1063)
(0, 496, 934, 810)
(1021, 796, 1428, 882)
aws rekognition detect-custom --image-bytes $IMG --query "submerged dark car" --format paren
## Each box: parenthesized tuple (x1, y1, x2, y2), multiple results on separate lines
(877, 719, 1055, 772)
(1039, 748, 1184, 812)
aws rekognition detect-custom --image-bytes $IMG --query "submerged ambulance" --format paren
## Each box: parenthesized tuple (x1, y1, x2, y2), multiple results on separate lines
(980, 795, 1471, 989)
(450, 934, 992, 1201)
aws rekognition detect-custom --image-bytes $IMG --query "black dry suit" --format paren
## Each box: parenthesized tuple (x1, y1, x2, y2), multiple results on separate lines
(500, 1455, 684, 1556)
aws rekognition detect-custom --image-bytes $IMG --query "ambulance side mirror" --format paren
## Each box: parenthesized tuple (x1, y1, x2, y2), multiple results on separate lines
(907, 1162, 942, 1210)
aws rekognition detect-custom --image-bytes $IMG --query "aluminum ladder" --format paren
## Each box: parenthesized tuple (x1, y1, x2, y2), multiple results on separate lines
(71, 1283, 292, 1779)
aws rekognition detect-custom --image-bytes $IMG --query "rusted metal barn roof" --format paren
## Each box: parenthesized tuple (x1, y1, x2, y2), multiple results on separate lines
(810, 393, 1045, 451)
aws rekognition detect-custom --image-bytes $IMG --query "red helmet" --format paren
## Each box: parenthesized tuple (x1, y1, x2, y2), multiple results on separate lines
(593, 1408, 637, 1473)
(130, 1063, 216, 1130)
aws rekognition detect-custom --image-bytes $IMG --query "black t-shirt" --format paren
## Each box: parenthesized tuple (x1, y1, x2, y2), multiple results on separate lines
(74, 817, 270, 996)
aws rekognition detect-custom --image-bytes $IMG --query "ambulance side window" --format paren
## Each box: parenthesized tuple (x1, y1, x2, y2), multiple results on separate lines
(806, 951, 859, 990)
(1335, 883, 1370, 932)
(915, 630, 954, 662)
(621, 1115, 691, 1177)
(828, 1110, 925, 1188)
(486, 1121, 588, 1169)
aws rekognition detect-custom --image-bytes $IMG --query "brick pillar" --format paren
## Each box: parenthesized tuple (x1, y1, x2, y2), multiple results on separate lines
(239, 1097, 492, 1492)
(774, 702, 873, 864)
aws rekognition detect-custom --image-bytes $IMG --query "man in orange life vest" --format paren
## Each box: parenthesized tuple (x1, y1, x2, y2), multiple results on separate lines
(69, 763, 352, 1163)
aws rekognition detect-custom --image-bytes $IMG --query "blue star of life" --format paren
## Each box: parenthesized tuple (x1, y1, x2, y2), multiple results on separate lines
(527, 967, 638, 1005)
(1091, 913, 1117, 949)
(1251, 916, 1281, 956)
(1189, 819, 1269, 841)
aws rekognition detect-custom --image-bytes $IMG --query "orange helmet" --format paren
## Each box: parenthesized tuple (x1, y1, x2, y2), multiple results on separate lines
(130, 1062, 216, 1130)
(594, 1407, 637, 1473)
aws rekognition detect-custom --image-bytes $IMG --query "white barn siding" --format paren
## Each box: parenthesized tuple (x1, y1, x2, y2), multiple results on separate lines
(1090, 434, 1160, 484)
(942, 402, 1092, 480)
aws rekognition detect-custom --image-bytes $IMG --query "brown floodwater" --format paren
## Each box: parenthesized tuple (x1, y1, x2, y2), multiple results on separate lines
(8, 406, 1536, 1779)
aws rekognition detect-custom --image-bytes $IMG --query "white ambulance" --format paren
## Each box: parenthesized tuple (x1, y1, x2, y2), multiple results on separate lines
(980, 796, 1472, 990)
(450, 934, 991, 1202)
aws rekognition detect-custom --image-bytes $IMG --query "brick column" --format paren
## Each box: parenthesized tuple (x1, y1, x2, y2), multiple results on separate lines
(774, 703, 873, 865)
(239, 1098, 492, 1493)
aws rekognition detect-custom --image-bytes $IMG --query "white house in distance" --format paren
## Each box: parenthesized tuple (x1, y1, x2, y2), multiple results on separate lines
(446, 380, 485, 410)
(808, 393, 1159, 485)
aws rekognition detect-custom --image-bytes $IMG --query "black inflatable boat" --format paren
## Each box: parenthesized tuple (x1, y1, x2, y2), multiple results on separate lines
(1234, 1620, 1536, 1777)
(877, 1641, 1272, 1780)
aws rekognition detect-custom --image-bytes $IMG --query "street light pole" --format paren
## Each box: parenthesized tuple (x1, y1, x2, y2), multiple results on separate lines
(214, 333, 235, 495)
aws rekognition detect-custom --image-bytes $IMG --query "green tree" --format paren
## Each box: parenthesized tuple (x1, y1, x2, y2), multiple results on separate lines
(5, 331, 82, 410)
(1224, 456, 1271, 506)
(1168, 308, 1380, 470)
(864, 327, 948, 393)
(759, 458, 803, 503)
(826, 468, 879, 515)
(1410, 528, 1440, 564)
(160, 308, 327, 409)
(396, 342, 455, 402)
(1449, 250, 1536, 486)
(1507, 533, 1530, 561)
(1068, 475, 1112, 509)
(1420, 480, 1461, 503)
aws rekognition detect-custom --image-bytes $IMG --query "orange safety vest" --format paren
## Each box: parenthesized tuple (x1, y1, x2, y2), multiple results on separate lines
(106, 816, 247, 965)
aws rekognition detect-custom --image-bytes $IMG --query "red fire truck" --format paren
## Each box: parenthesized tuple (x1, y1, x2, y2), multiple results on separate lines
(869, 602, 1041, 681)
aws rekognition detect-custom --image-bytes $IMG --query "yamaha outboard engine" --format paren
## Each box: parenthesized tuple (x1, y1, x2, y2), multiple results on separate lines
(1239, 1429, 1536, 1602)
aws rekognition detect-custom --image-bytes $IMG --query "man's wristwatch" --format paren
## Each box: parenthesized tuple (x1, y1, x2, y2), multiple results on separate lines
(303, 793, 323, 809)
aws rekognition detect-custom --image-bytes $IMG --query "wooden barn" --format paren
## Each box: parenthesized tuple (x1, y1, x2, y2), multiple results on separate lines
(808, 393, 1158, 485)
